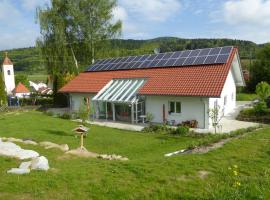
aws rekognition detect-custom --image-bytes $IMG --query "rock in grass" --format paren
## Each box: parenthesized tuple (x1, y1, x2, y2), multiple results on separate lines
(7, 168, 30, 174)
(40, 141, 69, 152)
(19, 161, 32, 169)
(0, 140, 39, 160)
(31, 156, 49, 171)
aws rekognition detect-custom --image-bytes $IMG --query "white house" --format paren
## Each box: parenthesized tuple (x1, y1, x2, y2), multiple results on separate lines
(60, 46, 245, 129)
(13, 82, 31, 98)
(1, 53, 15, 95)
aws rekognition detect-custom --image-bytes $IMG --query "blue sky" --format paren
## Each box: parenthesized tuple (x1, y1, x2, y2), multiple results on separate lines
(0, 0, 270, 50)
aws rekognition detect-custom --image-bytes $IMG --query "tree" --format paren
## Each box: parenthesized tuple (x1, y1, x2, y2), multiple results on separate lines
(15, 74, 29, 88)
(78, 99, 90, 125)
(256, 81, 270, 102)
(36, 0, 122, 96)
(208, 105, 221, 134)
(248, 44, 270, 91)
(0, 74, 7, 106)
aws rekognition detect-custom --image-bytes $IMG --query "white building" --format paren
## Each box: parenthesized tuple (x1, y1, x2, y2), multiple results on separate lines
(60, 46, 245, 129)
(1, 53, 15, 95)
(13, 82, 30, 98)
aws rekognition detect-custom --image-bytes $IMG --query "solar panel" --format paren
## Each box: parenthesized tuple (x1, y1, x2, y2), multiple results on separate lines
(171, 51, 182, 59)
(157, 59, 168, 67)
(166, 59, 177, 66)
(193, 56, 207, 65)
(189, 49, 200, 57)
(198, 48, 211, 56)
(174, 58, 186, 66)
(210, 47, 221, 55)
(183, 57, 196, 66)
(216, 54, 229, 63)
(155, 53, 165, 60)
(204, 55, 218, 64)
(87, 46, 233, 72)
(181, 50, 191, 58)
(162, 52, 174, 59)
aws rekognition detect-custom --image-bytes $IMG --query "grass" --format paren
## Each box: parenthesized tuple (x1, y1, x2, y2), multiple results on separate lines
(236, 93, 257, 101)
(27, 74, 47, 82)
(0, 111, 270, 199)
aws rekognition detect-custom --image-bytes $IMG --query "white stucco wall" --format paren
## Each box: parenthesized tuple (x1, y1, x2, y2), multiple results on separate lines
(70, 93, 95, 111)
(145, 95, 208, 128)
(209, 69, 236, 126)
(15, 93, 31, 98)
(2, 64, 15, 95)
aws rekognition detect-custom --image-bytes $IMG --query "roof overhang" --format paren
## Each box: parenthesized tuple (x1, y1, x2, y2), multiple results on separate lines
(231, 51, 246, 87)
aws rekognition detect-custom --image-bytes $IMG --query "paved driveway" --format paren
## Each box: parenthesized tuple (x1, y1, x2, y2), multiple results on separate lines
(195, 101, 259, 134)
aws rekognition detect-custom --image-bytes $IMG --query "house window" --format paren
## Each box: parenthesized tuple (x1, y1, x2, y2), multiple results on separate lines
(224, 96, 227, 106)
(7, 70, 10, 75)
(169, 101, 181, 114)
(231, 93, 234, 101)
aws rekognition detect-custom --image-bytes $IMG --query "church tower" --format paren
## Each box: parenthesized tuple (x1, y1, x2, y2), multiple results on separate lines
(1, 52, 15, 95)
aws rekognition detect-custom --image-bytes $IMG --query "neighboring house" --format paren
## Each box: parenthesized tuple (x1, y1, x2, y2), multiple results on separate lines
(29, 81, 53, 95)
(13, 82, 30, 98)
(1, 53, 15, 95)
(60, 46, 245, 129)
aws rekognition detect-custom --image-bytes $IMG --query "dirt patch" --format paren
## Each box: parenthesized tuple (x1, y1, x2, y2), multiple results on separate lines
(59, 148, 129, 161)
(198, 170, 210, 179)
(190, 138, 231, 154)
(65, 148, 99, 158)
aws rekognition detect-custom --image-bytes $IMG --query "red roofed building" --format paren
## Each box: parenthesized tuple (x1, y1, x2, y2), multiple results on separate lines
(60, 46, 245, 129)
(13, 82, 30, 98)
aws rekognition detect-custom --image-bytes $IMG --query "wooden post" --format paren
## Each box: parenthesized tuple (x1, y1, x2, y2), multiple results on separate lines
(112, 103, 116, 121)
(131, 104, 134, 124)
(80, 133, 84, 149)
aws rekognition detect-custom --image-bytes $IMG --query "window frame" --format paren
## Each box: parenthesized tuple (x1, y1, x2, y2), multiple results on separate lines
(169, 101, 181, 114)
(7, 70, 11, 75)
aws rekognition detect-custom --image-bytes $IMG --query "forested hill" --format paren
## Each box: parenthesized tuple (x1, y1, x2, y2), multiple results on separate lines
(0, 37, 265, 74)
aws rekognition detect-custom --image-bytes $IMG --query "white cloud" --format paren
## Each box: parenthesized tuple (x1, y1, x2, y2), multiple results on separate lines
(20, 0, 50, 11)
(223, 0, 270, 26)
(119, 0, 181, 22)
(112, 6, 128, 22)
(0, 0, 21, 22)
(0, 0, 42, 50)
(209, 0, 270, 43)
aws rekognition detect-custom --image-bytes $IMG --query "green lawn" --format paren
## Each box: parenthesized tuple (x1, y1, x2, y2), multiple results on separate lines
(0, 111, 270, 199)
(236, 93, 257, 101)
(27, 74, 47, 82)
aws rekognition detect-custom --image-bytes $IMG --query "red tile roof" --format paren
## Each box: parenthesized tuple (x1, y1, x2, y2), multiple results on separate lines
(2, 53, 13, 65)
(13, 82, 30, 94)
(60, 48, 237, 97)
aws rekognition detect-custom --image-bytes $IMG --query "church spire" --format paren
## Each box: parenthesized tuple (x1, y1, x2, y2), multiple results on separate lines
(3, 52, 13, 65)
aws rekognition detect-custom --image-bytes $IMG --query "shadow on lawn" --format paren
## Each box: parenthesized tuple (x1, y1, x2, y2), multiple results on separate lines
(43, 129, 73, 137)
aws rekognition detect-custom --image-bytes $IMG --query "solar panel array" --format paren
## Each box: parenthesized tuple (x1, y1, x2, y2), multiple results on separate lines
(86, 46, 233, 72)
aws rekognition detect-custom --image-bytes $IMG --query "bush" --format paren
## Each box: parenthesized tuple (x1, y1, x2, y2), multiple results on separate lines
(254, 102, 267, 115)
(173, 126, 189, 135)
(45, 111, 54, 116)
(60, 112, 71, 120)
(20, 97, 53, 106)
(142, 124, 170, 133)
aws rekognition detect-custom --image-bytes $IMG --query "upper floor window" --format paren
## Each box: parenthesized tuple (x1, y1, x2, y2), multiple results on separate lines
(169, 101, 181, 114)
(7, 70, 10, 75)
(224, 96, 227, 106)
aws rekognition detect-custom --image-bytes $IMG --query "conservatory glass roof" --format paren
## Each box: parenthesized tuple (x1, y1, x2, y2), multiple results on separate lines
(92, 78, 146, 104)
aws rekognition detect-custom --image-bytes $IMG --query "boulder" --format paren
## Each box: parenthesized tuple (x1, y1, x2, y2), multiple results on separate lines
(7, 168, 30, 174)
(0, 140, 39, 160)
(19, 161, 32, 169)
(31, 156, 49, 171)
(40, 141, 69, 152)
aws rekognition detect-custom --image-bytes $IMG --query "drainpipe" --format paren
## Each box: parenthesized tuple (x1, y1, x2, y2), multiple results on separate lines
(200, 98, 208, 129)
